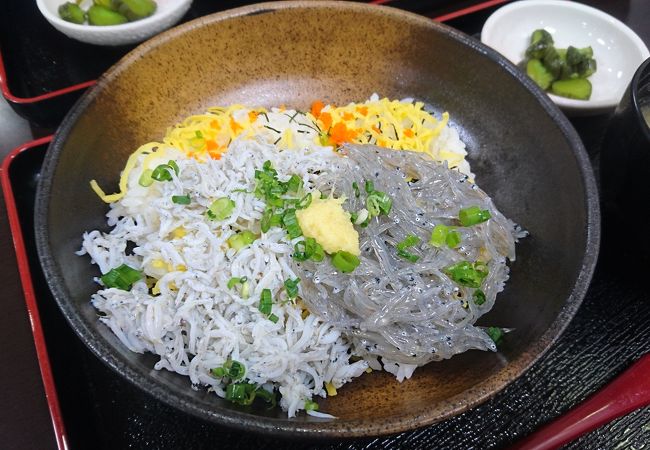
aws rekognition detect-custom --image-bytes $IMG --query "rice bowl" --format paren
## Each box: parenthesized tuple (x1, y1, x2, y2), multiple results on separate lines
(35, 1, 599, 437)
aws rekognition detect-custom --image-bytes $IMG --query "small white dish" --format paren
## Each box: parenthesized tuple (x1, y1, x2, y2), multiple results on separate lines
(481, 0, 650, 116)
(36, 0, 192, 46)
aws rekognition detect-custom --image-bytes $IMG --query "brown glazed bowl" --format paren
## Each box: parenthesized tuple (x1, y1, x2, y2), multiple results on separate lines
(35, 1, 600, 438)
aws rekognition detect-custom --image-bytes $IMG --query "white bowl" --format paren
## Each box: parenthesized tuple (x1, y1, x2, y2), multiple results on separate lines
(481, 0, 650, 116)
(36, 0, 193, 46)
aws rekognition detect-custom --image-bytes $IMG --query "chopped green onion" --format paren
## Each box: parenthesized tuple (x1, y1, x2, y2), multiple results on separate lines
(282, 209, 302, 239)
(430, 224, 461, 248)
(138, 169, 154, 187)
(297, 193, 312, 210)
(225, 382, 257, 406)
(151, 164, 174, 182)
(430, 224, 449, 247)
(352, 182, 360, 198)
(331, 251, 360, 273)
(350, 212, 358, 223)
(365, 180, 374, 193)
(224, 382, 277, 407)
(443, 261, 489, 288)
(167, 160, 179, 175)
(224, 359, 245, 380)
(261, 207, 273, 233)
(366, 191, 392, 217)
(284, 278, 300, 299)
(396, 234, 420, 262)
(227, 276, 248, 289)
(262, 160, 276, 174)
(397, 249, 419, 263)
(172, 194, 191, 205)
(304, 400, 319, 411)
(487, 326, 504, 345)
(259, 288, 273, 315)
(227, 230, 256, 250)
(285, 174, 302, 193)
(397, 234, 420, 251)
(268, 313, 279, 323)
(101, 264, 142, 291)
(240, 281, 250, 299)
(318, 133, 330, 146)
(293, 237, 324, 262)
(207, 197, 235, 221)
(211, 367, 226, 377)
(474, 289, 486, 306)
(446, 229, 461, 248)
(459, 206, 491, 226)
(195, 130, 203, 139)
(254, 388, 277, 408)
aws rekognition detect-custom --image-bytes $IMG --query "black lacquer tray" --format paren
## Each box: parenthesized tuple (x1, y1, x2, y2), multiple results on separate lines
(3, 0, 650, 448)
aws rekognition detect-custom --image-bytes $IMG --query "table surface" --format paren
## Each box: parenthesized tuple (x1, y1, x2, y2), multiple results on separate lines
(2, 1, 650, 449)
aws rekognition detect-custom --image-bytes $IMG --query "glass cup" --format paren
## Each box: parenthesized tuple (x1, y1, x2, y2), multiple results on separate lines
(600, 57, 650, 259)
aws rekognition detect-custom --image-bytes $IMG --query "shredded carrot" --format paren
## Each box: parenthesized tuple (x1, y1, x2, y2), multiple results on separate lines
(208, 149, 222, 159)
(342, 112, 354, 121)
(209, 120, 221, 130)
(371, 125, 381, 134)
(329, 122, 358, 145)
(248, 111, 258, 123)
(319, 112, 332, 130)
(403, 128, 414, 138)
(356, 106, 368, 116)
(311, 100, 325, 118)
(205, 139, 218, 151)
(229, 116, 243, 133)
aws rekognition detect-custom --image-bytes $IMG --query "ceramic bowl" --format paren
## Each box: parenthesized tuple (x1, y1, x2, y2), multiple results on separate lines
(481, 0, 650, 116)
(34, 1, 600, 437)
(36, 0, 192, 46)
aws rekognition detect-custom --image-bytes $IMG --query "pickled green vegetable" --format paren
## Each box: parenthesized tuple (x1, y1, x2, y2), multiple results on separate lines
(58, 2, 85, 24)
(525, 29, 554, 60)
(87, 5, 128, 25)
(526, 59, 554, 90)
(551, 78, 592, 100)
(118, 0, 157, 21)
(93, 0, 119, 11)
(520, 29, 597, 100)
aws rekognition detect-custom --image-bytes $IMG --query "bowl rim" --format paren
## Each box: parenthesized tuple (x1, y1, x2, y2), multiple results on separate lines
(36, 0, 192, 33)
(481, 0, 650, 113)
(34, 0, 601, 438)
